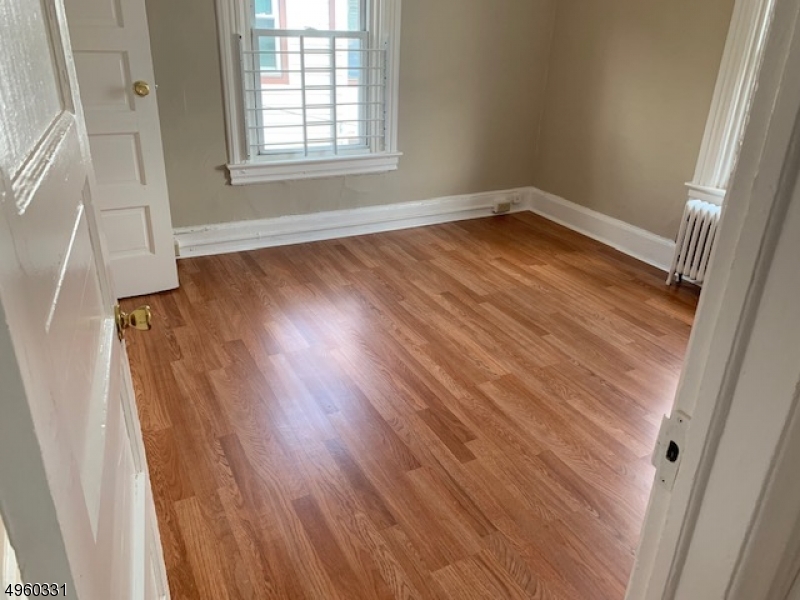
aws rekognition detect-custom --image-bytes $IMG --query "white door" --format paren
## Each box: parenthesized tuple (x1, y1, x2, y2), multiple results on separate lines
(0, 1, 168, 599)
(65, 0, 178, 298)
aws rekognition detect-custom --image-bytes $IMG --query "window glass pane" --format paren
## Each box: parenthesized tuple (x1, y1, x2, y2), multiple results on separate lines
(253, 0, 277, 29)
(247, 0, 380, 159)
(253, 0, 364, 32)
(254, 0, 273, 14)
(346, 0, 361, 30)
(258, 35, 278, 70)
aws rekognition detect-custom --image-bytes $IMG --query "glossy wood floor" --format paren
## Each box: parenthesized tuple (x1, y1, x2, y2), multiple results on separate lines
(124, 213, 700, 600)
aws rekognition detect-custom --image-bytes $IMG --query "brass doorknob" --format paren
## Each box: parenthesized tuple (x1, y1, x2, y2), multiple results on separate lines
(133, 80, 151, 97)
(115, 304, 152, 340)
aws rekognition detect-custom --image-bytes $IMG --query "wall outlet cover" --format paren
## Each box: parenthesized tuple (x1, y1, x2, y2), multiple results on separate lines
(493, 201, 512, 214)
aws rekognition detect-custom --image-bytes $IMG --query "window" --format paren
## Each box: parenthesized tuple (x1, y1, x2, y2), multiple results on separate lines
(217, 0, 402, 184)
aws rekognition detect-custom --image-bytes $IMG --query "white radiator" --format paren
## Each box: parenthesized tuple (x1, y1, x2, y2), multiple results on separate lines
(667, 199, 722, 285)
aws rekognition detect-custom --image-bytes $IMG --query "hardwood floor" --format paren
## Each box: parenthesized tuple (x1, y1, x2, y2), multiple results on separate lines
(123, 213, 700, 600)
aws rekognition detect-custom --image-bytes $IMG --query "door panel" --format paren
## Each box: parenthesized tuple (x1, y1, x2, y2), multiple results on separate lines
(93, 376, 128, 595)
(66, 0, 124, 28)
(111, 404, 137, 600)
(11, 116, 118, 535)
(91, 134, 146, 184)
(0, 0, 169, 597)
(67, 0, 178, 298)
(0, 2, 63, 173)
(73, 51, 135, 112)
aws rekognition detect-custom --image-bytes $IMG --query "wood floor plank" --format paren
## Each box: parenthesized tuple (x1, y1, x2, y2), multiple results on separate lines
(293, 494, 381, 600)
(299, 441, 416, 600)
(416, 408, 477, 464)
(432, 551, 531, 600)
(217, 434, 308, 600)
(124, 214, 699, 599)
(174, 496, 238, 600)
(325, 438, 398, 531)
(483, 529, 581, 600)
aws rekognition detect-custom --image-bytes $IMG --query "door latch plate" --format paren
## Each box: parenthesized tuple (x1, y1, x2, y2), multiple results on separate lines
(653, 410, 691, 491)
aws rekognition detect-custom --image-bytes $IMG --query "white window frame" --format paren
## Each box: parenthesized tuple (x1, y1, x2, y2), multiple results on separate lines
(216, 0, 402, 185)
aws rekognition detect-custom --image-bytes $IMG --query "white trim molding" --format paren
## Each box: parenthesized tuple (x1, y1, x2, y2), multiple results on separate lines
(228, 152, 402, 185)
(215, 0, 248, 167)
(174, 188, 527, 258)
(527, 188, 676, 271)
(174, 186, 676, 271)
(685, 182, 726, 206)
(689, 0, 776, 196)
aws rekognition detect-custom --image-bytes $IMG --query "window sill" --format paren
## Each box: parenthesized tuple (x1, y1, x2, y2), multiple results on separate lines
(685, 182, 726, 206)
(227, 152, 402, 185)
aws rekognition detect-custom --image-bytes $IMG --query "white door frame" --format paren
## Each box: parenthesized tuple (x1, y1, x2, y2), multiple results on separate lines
(627, 0, 800, 596)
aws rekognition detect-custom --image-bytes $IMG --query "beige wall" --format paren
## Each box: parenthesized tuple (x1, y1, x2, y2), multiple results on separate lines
(533, 0, 735, 239)
(146, 0, 557, 228)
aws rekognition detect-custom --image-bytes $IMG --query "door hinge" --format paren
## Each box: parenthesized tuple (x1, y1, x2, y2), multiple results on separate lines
(652, 410, 691, 491)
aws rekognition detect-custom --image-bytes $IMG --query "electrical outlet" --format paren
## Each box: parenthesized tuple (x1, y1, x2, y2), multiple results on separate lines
(511, 191, 522, 205)
(493, 200, 512, 214)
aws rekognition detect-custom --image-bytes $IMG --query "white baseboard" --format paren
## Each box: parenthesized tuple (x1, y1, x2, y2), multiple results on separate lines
(527, 188, 676, 271)
(174, 186, 676, 272)
(174, 188, 527, 258)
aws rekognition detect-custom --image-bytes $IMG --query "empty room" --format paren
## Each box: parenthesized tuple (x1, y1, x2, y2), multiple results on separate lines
(3, 0, 800, 599)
